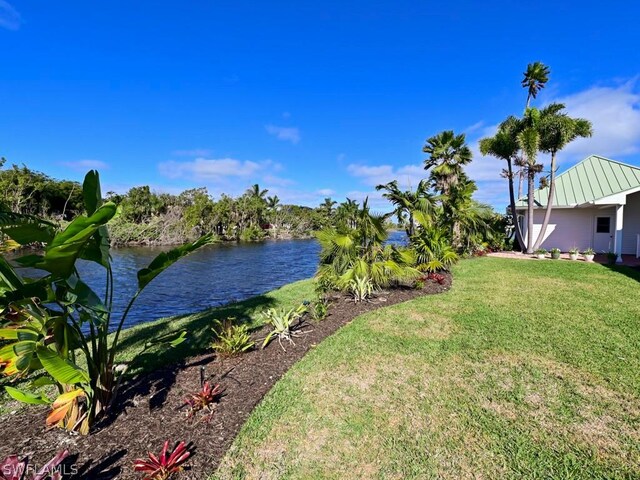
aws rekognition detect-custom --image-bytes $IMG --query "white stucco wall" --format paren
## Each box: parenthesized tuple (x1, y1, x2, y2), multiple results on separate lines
(522, 207, 615, 252)
(622, 192, 640, 256)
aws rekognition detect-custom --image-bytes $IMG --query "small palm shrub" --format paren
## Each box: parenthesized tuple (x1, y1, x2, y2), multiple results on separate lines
(349, 276, 373, 303)
(261, 304, 307, 350)
(210, 318, 255, 356)
(410, 225, 458, 272)
(308, 298, 329, 321)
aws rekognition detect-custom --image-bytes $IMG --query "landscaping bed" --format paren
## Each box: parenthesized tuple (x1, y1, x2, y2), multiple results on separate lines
(0, 274, 451, 479)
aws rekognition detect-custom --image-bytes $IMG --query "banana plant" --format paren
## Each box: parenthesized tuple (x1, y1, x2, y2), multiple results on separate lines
(0, 170, 213, 433)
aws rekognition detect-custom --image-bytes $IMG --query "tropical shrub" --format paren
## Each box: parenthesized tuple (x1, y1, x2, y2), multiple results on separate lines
(582, 248, 595, 255)
(606, 251, 617, 265)
(308, 298, 329, 321)
(133, 441, 191, 480)
(349, 276, 373, 303)
(0, 171, 212, 434)
(0, 450, 68, 480)
(409, 212, 458, 272)
(210, 318, 254, 356)
(261, 304, 307, 351)
(316, 199, 419, 291)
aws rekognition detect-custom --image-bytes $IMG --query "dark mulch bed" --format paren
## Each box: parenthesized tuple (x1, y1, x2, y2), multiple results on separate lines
(0, 274, 451, 479)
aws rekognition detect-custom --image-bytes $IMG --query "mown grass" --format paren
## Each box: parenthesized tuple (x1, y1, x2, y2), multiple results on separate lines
(214, 258, 640, 479)
(0, 279, 315, 413)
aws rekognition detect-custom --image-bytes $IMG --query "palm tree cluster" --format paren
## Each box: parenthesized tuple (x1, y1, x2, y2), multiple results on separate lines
(480, 62, 592, 253)
(316, 131, 506, 296)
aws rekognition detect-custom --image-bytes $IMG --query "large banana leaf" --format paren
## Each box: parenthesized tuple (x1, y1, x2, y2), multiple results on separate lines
(5, 386, 51, 405)
(36, 346, 89, 385)
(137, 234, 214, 291)
(0, 211, 57, 245)
(16, 202, 117, 278)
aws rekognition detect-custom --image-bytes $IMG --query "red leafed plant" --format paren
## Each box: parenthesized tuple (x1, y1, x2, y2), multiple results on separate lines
(133, 441, 191, 480)
(183, 381, 223, 418)
(0, 450, 68, 480)
(426, 273, 446, 285)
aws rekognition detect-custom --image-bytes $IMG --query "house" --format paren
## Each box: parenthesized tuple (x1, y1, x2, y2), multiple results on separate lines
(515, 155, 640, 262)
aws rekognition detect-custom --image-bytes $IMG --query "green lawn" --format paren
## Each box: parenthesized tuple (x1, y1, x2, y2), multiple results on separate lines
(214, 257, 640, 479)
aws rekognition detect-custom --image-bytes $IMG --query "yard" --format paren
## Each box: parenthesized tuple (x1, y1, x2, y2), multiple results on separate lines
(214, 257, 640, 479)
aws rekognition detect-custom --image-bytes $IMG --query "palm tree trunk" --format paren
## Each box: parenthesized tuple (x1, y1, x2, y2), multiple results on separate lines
(532, 152, 557, 251)
(507, 159, 525, 251)
(526, 168, 535, 253)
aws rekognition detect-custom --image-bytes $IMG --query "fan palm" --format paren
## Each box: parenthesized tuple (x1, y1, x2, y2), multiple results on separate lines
(409, 210, 458, 272)
(316, 199, 418, 290)
(423, 130, 472, 196)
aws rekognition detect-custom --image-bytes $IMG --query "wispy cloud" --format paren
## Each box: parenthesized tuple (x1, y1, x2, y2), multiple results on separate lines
(557, 80, 640, 160)
(158, 157, 266, 181)
(347, 163, 425, 188)
(316, 188, 335, 196)
(265, 124, 301, 144)
(61, 159, 109, 171)
(172, 148, 212, 157)
(0, 1, 20, 30)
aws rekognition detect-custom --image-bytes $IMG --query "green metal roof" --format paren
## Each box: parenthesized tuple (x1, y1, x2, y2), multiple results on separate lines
(515, 155, 640, 208)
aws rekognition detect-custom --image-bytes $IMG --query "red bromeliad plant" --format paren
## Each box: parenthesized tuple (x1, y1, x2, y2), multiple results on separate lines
(0, 450, 68, 480)
(133, 441, 191, 480)
(183, 381, 222, 418)
(426, 272, 446, 285)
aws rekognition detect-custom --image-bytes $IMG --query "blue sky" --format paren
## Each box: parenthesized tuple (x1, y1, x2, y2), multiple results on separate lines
(2, 1, 640, 211)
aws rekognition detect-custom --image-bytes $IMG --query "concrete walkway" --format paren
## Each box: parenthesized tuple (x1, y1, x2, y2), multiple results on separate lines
(487, 251, 640, 267)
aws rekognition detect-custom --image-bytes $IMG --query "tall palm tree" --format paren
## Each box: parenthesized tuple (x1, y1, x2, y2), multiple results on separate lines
(318, 197, 337, 217)
(479, 117, 526, 251)
(245, 183, 268, 200)
(266, 195, 280, 210)
(375, 179, 433, 236)
(522, 62, 550, 108)
(423, 130, 472, 196)
(517, 108, 544, 253)
(532, 103, 593, 250)
(336, 198, 359, 229)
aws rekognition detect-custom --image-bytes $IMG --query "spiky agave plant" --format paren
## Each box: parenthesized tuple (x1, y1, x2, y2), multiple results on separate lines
(133, 441, 191, 480)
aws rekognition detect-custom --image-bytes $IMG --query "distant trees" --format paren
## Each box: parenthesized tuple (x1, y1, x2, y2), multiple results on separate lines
(0, 159, 83, 218)
(0, 161, 349, 245)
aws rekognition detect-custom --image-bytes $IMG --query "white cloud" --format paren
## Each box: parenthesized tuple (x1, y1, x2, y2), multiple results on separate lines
(265, 124, 300, 144)
(263, 174, 295, 187)
(347, 163, 425, 189)
(158, 157, 264, 181)
(316, 188, 335, 196)
(172, 148, 212, 157)
(556, 80, 640, 160)
(0, 1, 20, 30)
(61, 159, 109, 171)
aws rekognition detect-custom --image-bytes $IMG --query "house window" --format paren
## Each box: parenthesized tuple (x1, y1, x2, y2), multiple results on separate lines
(596, 217, 611, 233)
